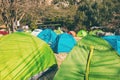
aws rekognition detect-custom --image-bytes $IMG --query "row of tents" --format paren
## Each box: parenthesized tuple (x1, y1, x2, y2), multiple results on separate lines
(0, 29, 120, 80)
(32, 29, 77, 53)
(31, 28, 88, 37)
(31, 28, 119, 54)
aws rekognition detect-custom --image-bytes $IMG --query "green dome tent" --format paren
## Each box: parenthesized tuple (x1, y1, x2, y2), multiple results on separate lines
(89, 29, 104, 36)
(77, 30, 87, 37)
(0, 32, 57, 80)
(54, 35, 120, 80)
(54, 27, 63, 35)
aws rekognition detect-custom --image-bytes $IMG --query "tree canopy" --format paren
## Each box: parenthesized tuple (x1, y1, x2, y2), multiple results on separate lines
(0, 0, 119, 32)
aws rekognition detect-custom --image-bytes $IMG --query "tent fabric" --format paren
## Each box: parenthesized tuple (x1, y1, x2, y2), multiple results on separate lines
(89, 29, 104, 36)
(37, 65, 58, 80)
(54, 27, 63, 35)
(0, 32, 57, 80)
(0, 30, 8, 35)
(51, 33, 76, 53)
(54, 30, 62, 35)
(77, 30, 87, 37)
(54, 35, 120, 80)
(37, 29, 57, 45)
(68, 31, 76, 37)
(102, 35, 120, 55)
(31, 29, 42, 36)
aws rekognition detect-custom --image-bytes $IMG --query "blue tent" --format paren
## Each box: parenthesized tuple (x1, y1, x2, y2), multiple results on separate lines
(102, 35, 120, 55)
(51, 33, 76, 53)
(37, 29, 57, 45)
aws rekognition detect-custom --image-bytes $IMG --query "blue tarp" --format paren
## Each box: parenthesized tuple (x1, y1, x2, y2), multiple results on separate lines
(37, 29, 57, 45)
(51, 33, 76, 53)
(102, 35, 120, 55)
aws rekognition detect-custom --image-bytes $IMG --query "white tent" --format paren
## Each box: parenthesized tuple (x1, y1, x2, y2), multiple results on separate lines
(31, 29, 42, 36)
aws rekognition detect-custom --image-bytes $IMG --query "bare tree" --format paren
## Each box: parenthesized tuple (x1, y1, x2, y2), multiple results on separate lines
(0, 0, 36, 33)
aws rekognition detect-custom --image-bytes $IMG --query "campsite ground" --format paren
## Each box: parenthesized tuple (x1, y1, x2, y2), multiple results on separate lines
(54, 53, 68, 68)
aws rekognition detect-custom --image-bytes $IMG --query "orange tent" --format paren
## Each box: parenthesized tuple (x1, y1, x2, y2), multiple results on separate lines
(68, 31, 76, 37)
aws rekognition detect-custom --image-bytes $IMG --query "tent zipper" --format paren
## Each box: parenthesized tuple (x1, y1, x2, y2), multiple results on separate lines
(85, 46, 94, 80)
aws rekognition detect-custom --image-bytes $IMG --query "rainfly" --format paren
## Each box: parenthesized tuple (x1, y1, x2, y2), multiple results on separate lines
(0, 32, 57, 80)
(54, 35, 120, 80)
